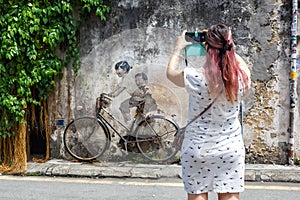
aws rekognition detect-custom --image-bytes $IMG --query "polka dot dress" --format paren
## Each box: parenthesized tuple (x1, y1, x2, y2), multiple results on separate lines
(181, 67, 246, 194)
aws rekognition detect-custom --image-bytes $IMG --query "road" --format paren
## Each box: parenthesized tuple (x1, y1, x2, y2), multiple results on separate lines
(0, 175, 300, 200)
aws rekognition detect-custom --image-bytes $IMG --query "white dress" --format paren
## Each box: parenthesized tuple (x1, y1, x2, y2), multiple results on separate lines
(181, 67, 247, 194)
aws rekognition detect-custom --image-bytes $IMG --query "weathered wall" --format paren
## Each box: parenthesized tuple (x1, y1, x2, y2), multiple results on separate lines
(49, 0, 300, 164)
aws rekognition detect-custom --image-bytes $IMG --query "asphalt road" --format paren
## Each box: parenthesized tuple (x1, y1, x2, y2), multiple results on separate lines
(0, 175, 300, 200)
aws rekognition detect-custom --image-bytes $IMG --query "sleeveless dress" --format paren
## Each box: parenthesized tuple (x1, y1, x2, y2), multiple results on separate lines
(181, 67, 248, 194)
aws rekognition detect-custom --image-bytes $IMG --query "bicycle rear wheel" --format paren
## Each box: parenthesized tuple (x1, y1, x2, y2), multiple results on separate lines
(63, 116, 109, 161)
(135, 115, 179, 162)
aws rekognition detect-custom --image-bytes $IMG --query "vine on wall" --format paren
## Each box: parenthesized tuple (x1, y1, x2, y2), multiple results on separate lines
(0, 0, 109, 173)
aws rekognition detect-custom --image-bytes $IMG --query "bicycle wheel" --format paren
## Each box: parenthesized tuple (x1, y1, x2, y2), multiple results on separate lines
(63, 116, 110, 161)
(135, 115, 179, 162)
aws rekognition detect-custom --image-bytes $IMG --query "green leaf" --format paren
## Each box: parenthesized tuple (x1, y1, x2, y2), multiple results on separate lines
(29, 26, 34, 33)
(42, 17, 48, 24)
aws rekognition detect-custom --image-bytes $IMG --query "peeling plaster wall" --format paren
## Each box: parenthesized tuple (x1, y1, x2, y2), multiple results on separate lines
(49, 0, 300, 164)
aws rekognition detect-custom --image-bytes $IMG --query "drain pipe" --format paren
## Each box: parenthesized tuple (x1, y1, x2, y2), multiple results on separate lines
(288, 0, 298, 165)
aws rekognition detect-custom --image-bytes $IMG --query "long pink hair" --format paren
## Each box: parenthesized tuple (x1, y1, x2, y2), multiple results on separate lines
(204, 24, 248, 103)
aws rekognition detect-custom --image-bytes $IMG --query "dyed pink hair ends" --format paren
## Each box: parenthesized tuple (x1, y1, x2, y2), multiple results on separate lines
(204, 24, 248, 103)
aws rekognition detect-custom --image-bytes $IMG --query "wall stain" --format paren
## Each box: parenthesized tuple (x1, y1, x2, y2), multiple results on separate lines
(244, 78, 287, 164)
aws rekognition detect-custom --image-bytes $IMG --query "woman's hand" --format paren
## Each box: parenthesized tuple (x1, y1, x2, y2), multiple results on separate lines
(174, 30, 192, 52)
(166, 30, 192, 87)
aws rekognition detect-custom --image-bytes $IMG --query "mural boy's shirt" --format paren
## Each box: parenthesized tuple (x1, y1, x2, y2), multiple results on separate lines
(117, 73, 138, 95)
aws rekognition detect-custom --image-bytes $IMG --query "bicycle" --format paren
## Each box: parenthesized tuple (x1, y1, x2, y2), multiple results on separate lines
(63, 93, 180, 163)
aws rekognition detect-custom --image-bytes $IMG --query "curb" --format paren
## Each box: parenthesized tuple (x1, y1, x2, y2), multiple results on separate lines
(25, 159, 300, 182)
(26, 160, 182, 179)
(245, 164, 300, 182)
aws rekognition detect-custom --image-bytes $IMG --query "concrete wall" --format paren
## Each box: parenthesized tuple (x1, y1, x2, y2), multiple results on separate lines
(49, 0, 300, 164)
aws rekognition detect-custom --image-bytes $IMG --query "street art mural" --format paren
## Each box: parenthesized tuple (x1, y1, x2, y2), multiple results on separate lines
(49, 0, 300, 164)
(73, 28, 189, 128)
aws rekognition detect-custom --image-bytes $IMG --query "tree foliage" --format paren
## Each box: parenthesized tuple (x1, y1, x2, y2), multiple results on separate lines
(0, 0, 110, 138)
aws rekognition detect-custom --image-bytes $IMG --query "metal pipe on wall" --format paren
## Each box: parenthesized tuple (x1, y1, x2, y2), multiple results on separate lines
(288, 0, 298, 165)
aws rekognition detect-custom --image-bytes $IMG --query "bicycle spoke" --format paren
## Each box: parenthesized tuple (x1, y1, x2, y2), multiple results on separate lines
(135, 115, 178, 162)
(63, 116, 109, 161)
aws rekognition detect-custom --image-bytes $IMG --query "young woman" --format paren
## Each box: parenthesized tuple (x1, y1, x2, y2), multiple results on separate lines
(167, 24, 250, 200)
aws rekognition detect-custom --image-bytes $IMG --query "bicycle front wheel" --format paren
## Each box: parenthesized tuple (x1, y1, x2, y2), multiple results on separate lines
(63, 116, 110, 161)
(135, 115, 179, 162)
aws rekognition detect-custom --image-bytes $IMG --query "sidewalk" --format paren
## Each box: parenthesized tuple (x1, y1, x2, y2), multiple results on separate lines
(25, 159, 300, 182)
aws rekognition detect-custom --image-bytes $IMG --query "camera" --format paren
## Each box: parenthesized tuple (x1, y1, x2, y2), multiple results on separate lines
(185, 32, 206, 43)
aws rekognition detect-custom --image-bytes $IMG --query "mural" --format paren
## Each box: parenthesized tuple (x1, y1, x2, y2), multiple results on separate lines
(49, 0, 300, 164)
(74, 28, 187, 128)
(58, 28, 190, 160)
(108, 61, 157, 122)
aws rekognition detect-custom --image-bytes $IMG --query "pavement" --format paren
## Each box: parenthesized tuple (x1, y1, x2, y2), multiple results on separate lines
(25, 159, 300, 182)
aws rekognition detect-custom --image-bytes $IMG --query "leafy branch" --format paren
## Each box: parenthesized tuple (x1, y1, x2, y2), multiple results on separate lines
(0, 0, 110, 138)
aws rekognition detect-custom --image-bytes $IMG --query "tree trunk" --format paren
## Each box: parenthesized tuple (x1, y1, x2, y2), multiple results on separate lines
(8, 118, 27, 174)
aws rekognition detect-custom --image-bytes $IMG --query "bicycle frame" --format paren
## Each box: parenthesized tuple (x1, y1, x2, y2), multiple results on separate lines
(96, 106, 144, 144)
(64, 95, 180, 162)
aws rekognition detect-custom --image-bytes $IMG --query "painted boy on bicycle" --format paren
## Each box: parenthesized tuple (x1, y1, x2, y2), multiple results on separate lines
(108, 61, 157, 122)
